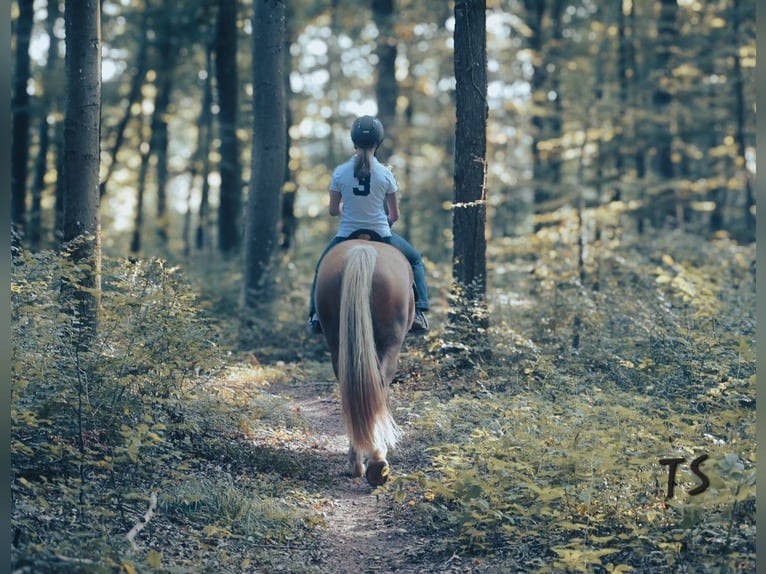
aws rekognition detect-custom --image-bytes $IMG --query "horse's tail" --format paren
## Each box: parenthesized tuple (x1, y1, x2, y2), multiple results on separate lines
(338, 244, 401, 454)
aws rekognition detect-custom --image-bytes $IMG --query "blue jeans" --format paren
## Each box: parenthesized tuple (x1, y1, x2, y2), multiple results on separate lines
(308, 232, 429, 315)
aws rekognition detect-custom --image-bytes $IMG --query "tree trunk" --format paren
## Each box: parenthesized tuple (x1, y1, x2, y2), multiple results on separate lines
(615, 0, 635, 203)
(196, 37, 215, 251)
(452, 0, 488, 327)
(29, 0, 61, 250)
(216, 0, 243, 254)
(151, 13, 177, 246)
(62, 0, 102, 345)
(100, 1, 151, 199)
(242, 0, 286, 311)
(372, 0, 398, 163)
(730, 0, 755, 240)
(12, 0, 34, 244)
(130, 114, 151, 255)
(525, 0, 565, 232)
(650, 0, 679, 230)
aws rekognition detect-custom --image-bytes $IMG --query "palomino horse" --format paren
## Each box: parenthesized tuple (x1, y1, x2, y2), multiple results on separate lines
(315, 239, 415, 486)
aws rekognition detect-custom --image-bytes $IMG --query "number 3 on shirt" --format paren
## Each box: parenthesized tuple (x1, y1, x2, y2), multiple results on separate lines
(353, 175, 371, 196)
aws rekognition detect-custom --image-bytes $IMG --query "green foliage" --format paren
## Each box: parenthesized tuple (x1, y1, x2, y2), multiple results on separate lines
(385, 231, 755, 573)
(159, 476, 323, 544)
(11, 250, 325, 572)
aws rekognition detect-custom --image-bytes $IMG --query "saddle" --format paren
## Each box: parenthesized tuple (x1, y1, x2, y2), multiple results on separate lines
(348, 229, 390, 244)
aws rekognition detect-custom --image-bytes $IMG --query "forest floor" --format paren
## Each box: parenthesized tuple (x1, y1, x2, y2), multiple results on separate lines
(257, 371, 487, 574)
(11, 232, 756, 574)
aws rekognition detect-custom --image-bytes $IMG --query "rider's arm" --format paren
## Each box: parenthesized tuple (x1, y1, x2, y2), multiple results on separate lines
(328, 190, 342, 217)
(385, 193, 399, 226)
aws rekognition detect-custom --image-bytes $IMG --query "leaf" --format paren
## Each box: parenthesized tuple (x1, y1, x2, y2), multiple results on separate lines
(606, 563, 633, 573)
(146, 550, 162, 568)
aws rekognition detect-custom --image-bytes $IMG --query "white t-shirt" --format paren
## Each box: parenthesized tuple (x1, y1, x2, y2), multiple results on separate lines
(331, 156, 398, 238)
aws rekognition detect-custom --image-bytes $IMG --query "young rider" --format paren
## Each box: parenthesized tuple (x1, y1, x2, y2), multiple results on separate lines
(307, 115, 430, 334)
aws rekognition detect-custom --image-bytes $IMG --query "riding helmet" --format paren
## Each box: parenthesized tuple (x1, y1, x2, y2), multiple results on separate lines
(351, 115, 384, 148)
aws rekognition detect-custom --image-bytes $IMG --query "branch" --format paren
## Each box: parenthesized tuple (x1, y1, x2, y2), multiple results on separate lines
(126, 491, 158, 550)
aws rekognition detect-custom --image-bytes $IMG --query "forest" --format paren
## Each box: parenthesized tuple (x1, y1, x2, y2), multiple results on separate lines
(11, 0, 755, 573)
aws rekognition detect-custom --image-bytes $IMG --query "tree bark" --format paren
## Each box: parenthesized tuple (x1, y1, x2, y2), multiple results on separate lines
(12, 0, 34, 244)
(242, 0, 286, 311)
(372, 0, 398, 163)
(730, 0, 755, 240)
(100, 1, 151, 199)
(196, 37, 215, 251)
(452, 0, 488, 325)
(216, 0, 243, 253)
(130, 113, 151, 254)
(62, 0, 102, 345)
(29, 0, 61, 250)
(151, 12, 177, 246)
(525, 0, 564, 232)
(649, 0, 679, 230)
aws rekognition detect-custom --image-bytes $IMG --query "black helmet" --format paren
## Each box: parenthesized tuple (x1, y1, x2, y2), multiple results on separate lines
(351, 115, 384, 148)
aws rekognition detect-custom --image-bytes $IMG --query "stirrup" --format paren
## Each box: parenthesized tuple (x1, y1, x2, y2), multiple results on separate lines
(307, 313, 323, 335)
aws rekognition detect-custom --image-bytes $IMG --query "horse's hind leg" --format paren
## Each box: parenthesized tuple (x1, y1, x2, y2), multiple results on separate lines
(365, 449, 390, 486)
(348, 446, 364, 478)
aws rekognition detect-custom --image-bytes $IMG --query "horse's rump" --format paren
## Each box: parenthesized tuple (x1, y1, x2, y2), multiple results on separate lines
(315, 240, 414, 460)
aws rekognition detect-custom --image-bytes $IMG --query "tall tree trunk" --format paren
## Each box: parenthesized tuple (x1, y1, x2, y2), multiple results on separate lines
(12, 0, 34, 244)
(372, 0, 397, 163)
(242, 0, 286, 311)
(452, 0, 488, 329)
(30, 0, 61, 250)
(650, 0, 678, 230)
(280, 12, 297, 251)
(100, 0, 151, 198)
(525, 0, 564, 232)
(615, 0, 635, 203)
(130, 113, 151, 254)
(151, 14, 177, 247)
(730, 0, 755, 240)
(196, 37, 215, 251)
(216, 0, 243, 254)
(62, 0, 102, 346)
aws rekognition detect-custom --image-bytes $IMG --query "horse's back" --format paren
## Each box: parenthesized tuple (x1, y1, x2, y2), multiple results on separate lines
(315, 239, 415, 358)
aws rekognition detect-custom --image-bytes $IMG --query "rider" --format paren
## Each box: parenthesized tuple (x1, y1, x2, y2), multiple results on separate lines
(307, 115, 430, 335)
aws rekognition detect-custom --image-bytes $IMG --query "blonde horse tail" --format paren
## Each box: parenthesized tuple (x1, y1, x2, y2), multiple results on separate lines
(338, 245, 401, 454)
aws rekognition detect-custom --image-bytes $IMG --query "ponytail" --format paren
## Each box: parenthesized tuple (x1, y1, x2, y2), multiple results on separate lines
(353, 148, 373, 180)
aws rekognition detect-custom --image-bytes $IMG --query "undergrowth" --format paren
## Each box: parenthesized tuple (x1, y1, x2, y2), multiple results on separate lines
(11, 229, 756, 573)
(382, 231, 756, 573)
(11, 252, 325, 573)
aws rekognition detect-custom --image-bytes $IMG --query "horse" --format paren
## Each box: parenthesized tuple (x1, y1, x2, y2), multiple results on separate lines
(314, 239, 415, 486)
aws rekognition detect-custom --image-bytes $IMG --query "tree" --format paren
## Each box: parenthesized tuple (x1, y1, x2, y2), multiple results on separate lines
(242, 0, 286, 312)
(729, 0, 755, 240)
(644, 0, 679, 232)
(524, 0, 565, 232)
(29, 0, 61, 249)
(451, 0, 488, 331)
(99, 1, 152, 200)
(194, 35, 215, 252)
(62, 0, 102, 344)
(150, 11, 177, 246)
(12, 0, 34, 245)
(216, 0, 243, 254)
(372, 0, 398, 163)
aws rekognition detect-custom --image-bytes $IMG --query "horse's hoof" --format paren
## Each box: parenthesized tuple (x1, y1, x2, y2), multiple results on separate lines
(365, 460, 390, 486)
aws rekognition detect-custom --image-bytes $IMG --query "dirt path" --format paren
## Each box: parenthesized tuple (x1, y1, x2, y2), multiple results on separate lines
(270, 382, 414, 573)
(263, 378, 468, 574)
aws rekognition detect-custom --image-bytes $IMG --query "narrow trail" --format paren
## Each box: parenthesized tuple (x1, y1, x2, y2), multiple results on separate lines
(272, 383, 420, 574)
